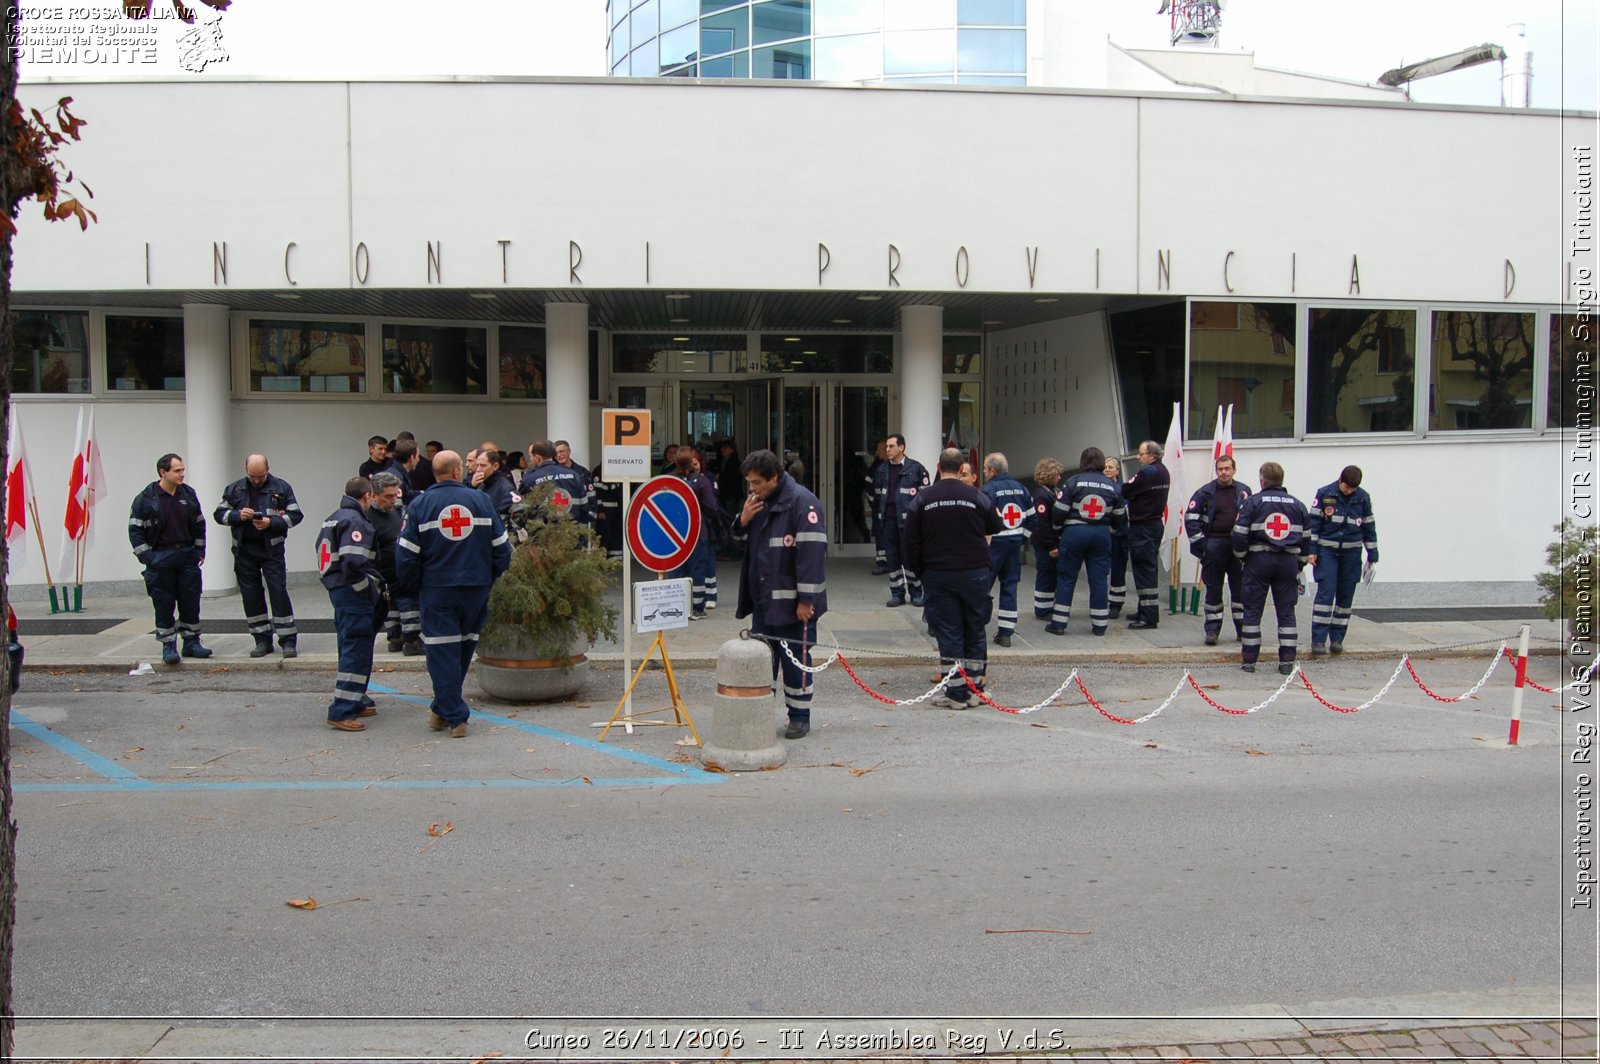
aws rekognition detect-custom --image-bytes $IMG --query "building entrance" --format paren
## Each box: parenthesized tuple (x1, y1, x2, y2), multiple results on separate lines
(676, 379, 889, 556)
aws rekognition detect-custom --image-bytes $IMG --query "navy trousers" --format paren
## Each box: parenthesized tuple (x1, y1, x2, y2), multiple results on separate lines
(925, 567, 991, 700)
(883, 515, 922, 601)
(235, 543, 296, 645)
(328, 585, 375, 721)
(1032, 547, 1058, 618)
(1128, 523, 1163, 624)
(142, 547, 202, 647)
(1052, 525, 1112, 633)
(989, 537, 1023, 635)
(420, 585, 491, 727)
(1107, 530, 1129, 618)
(1312, 548, 1363, 645)
(751, 613, 817, 725)
(1199, 537, 1245, 639)
(383, 592, 421, 644)
(1241, 552, 1300, 664)
(673, 537, 717, 613)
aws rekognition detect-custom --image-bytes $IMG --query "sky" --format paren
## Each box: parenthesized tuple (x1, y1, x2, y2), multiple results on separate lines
(11, 0, 1598, 110)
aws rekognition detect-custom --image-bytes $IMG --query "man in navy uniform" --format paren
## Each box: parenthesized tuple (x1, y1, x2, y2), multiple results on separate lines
(369, 472, 422, 655)
(909, 449, 1004, 708)
(980, 451, 1032, 648)
(1184, 453, 1251, 646)
(1232, 461, 1311, 675)
(1307, 464, 1379, 656)
(874, 433, 929, 608)
(397, 450, 512, 738)
(522, 439, 592, 525)
(317, 477, 384, 731)
(214, 453, 304, 658)
(1046, 447, 1127, 636)
(129, 453, 210, 665)
(1121, 440, 1171, 630)
(735, 449, 828, 740)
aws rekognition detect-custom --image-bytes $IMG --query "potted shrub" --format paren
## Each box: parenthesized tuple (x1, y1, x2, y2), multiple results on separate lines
(475, 482, 621, 703)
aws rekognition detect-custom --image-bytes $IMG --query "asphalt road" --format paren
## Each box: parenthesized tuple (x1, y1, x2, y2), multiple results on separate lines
(8, 653, 1590, 1020)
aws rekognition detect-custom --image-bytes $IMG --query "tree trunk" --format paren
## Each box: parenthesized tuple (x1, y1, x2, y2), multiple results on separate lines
(1, 12, 19, 1058)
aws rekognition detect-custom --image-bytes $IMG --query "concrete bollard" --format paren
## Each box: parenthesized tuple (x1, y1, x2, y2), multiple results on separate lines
(700, 637, 787, 772)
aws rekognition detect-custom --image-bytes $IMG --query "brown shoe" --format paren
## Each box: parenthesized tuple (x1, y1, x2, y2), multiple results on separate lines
(428, 713, 446, 732)
(355, 706, 377, 718)
(448, 722, 468, 738)
(328, 718, 365, 732)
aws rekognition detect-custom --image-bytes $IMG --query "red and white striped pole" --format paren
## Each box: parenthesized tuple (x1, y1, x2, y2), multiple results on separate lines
(1508, 624, 1531, 746)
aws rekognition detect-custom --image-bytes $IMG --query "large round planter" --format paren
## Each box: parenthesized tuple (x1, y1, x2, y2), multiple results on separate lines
(475, 653, 589, 703)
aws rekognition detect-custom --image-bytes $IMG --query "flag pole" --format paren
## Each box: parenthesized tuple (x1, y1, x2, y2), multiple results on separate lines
(25, 496, 56, 611)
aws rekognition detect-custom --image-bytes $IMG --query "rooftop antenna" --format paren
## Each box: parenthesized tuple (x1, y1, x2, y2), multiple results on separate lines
(1156, 0, 1224, 47)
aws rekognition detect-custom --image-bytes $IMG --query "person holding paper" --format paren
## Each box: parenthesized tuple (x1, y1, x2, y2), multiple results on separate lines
(1306, 465, 1379, 656)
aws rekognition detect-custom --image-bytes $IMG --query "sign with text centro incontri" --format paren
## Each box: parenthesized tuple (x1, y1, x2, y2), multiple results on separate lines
(626, 475, 701, 573)
(602, 407, 652, 480)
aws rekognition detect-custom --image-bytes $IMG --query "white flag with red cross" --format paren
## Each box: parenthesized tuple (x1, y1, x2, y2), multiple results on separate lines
(1159, 401, 1188, 570)
(59, 404, 105, 578)
(6, 414, 36, 569)
(1212, 403, 1234, 462)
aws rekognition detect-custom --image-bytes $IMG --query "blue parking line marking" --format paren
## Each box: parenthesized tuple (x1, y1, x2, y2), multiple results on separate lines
(367, 682, 721, 781)
(17, 776, 717, 794)
(9, 711, 150, 785)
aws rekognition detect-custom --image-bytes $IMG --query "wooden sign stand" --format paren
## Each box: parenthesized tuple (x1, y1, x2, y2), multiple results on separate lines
(596, 628, 702, 745)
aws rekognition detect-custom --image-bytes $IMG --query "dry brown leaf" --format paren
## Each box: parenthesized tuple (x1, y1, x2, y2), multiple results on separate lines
(575, 702, 592, 708)
(206, 665, 228, 674)
(1030, 722, 1050, 729)
(425, 821, 454, 838)
(1201, 683, 1220, 690)
(581, 776, 594, 785)
(841, 807, 853, 812)
(848, 760, 885, 777)
(1143, 741, 1158, 749)
(872, 722, 890, 728)
(1246, 748, 1269, 756)
(1472, 736, 1487, 742)
(286, 897, 317, 910)
(375, 666, 396, 673)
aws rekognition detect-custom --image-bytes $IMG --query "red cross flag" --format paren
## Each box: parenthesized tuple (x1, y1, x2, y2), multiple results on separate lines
(59, 404, 105, 582)
(1160, 400, 1189, 574)
(5, 414, 37, 569)
(438, 504, 475, 540)
(999, 502, 1025, 529)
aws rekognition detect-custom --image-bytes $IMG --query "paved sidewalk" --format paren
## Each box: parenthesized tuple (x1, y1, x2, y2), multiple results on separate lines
(6, 558, 1564, 672)
(1075, 1018, 1597, 1059)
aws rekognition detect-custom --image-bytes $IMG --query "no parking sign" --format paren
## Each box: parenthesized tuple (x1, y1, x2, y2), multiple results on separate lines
(625, 475, 701, 573)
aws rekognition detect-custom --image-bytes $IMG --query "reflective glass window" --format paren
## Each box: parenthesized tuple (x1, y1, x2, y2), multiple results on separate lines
(753, 40, 810, 77)
(610, 17, 629, 64)
(700, 5, 749, 54)
(1108, 301, 1185, 453)
(699, 50, 749, 75)
(758, 334, 891, 373)
(701, 0, 741, 11)
(884, 0, 946, 29)
(662, 61, 699, 76)
(943, 333, 981, 374)
(1550, 313, 1595, 429)
(1428, 310, 1535, 431)
(248, 319, 366, 394)
(632, 0, 658, 45)
(941, 381, 982, 454)
(381, 324, 487, 396)
(106, 315, 184, 392)
(884, 29, 952, 74)
(630, 45, 660, 75)
(660, 20, 698, 66)
(957, 27, 1023, 71)
(661, 0, 697, 29)
(499, 326, 546, 400)
(959, 74, 1025, 84)
(1187, 301, 1297, 440)
(884, 74, 954, 83)
(814, 0, 881, 35)
(1306, 307, 1416, 434)
(11, 310, 89, 394)
(957, 0, 1024, 24)
(814, 32, 881, 80)
(753, 0, 810, 44)
(611, 0, 627, 27)
(614, 334, 747, 374)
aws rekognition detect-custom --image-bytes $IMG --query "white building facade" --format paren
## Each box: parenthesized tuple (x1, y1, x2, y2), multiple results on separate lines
(6, 76, 1594, 605)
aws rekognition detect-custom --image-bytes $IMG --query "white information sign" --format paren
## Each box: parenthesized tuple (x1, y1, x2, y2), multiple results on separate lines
(602, 407, 652, 480)
(635, 579, 692, 634)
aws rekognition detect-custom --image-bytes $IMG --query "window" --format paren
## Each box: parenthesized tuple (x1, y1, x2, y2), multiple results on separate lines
(632, 0, 658, 44)
(614, 334, 747, 374)
(815, 0, 881, 35)
(629, 45, 659, 75)
(941, 382, 982, 452)
(381, 324, 487, 396)
(11, 310, 89, 394)
(884, 28, 952, 74)
(700, 51, 749, 75)
(1108, 301, 1185, 453)
(758, 333, 890, 372)
(943, 333, 981, 374)
(610, 17, 630, 65)
(499, 326, 546, 399)
(958, 0, 1024, 24)
(660, 0, 697, 29)
(956, 27, 1023, 72)
(248, 319, 366, 393)
(700, 5, 748, 54)
(753, 0, 809, 44)
(659, 20, 698, 67)
(1429, 310, 1534, 431)
(106, 315, 184, 392)
(883, 0, 945, 29)
(1549, 313, 1595, 429)
(1187, 300, 1296, 440)
(754, 40, 809, 77)
(814, 31, 881, 80)
(1306, 307, 1416, 434)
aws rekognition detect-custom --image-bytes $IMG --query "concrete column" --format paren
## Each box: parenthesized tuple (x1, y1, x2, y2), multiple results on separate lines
(182, 303, 235, 596)
(898, 304, 944, 467)
(545, 302, 590, 461)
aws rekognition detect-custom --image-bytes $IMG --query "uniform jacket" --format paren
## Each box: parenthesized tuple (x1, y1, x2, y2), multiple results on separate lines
(396, 480, 512, 592)
(315, 496, 382, 595)
(478, 468, 516, 520)
(129, 482, 206, 565)
(378, 459, 419, 504)
(735, 473, 828, 626)
(1185, 478, 1253, 550)
(906, 478, 1003, 574)
(522, 461, 593, 524)
(1051, 471, 1128, 532)
(981, 472, 1034, 539)
(1122, 460, 1171, 526)
(682, 471, 722, 546)
(213, 473, 304, 552)
(366, 501, 405, 586)
(873, 457, 930, 525)
(1232, 487, 1311, 561)
(1029, 484, 1060, 552)
(1307, 482, 1379, 560)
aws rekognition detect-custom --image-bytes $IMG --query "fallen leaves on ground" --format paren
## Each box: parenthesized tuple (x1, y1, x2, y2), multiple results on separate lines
(123, 747, 144, 759)
(848, 760, 885, 777)
(1246, 749, 1269, 756)
(1143, 741, 1158, 749)
(287, 897, 317, 910)
(1030, 722, 1050, 729)
(426, 821, 454, 837)
(207, 666, 228, 674)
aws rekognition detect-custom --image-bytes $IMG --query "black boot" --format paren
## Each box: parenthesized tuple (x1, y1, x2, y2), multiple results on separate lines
(181, 637, 213, 659)
(280, 638, 298, 659)
(249, 634, 274, 658)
